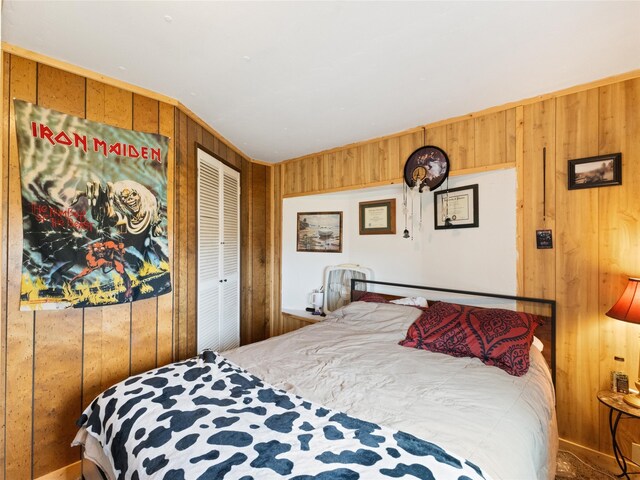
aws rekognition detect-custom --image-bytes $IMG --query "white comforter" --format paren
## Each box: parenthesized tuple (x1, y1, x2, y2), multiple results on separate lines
(225, 301, 558, 480)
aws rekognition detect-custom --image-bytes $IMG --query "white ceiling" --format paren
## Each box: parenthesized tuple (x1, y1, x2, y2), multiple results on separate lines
(2, 1, 639, 163)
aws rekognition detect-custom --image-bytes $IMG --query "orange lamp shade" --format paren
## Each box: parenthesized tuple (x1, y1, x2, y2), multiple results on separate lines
(606, 278, 640, 324)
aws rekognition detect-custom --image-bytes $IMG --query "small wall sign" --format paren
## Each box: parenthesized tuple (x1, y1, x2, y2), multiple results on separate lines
(536, 229, 553, 249)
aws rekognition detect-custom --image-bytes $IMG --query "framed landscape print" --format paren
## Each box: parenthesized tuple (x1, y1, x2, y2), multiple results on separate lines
(568, 153, 621, 190)
(297, 211, 342, 253)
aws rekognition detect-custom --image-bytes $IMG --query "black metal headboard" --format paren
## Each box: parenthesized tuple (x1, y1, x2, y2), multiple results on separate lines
(350, 279, 556, 385)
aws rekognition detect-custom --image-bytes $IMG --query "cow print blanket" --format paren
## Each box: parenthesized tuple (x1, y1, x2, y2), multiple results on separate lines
(76, 350, 490, 480)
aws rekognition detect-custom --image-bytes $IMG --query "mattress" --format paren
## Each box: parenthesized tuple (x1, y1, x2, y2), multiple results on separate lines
(225, 301, 558, 480)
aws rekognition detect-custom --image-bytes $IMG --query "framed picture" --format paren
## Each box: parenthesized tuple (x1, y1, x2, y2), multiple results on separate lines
(359, 199, 396, 235)
(434, 184, 479, 230)
(568, 153, 621, 190)
(297, 211, 343, 253)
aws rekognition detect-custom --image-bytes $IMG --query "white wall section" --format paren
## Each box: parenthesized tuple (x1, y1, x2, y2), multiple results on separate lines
(282, 169, 517, 310)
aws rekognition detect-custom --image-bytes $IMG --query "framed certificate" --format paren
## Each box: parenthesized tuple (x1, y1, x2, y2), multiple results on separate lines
(359, 199, 396, 235)
(434, 184, 479, 229)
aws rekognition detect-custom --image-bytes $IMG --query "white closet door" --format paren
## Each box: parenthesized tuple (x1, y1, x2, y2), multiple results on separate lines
(197, 151, 222, 352)
(197, 149, 240, 353)
(220, 168, 240, 351)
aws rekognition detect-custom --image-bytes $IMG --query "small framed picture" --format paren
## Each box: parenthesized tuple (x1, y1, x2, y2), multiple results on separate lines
(359, 199, 396, 235)
(434, 184, 479, 229)
(568, 153, 621, 190)
(297, 212, 342, 253)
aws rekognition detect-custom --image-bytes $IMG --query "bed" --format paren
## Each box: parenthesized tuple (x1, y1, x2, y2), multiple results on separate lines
(74, 280, 558, 480)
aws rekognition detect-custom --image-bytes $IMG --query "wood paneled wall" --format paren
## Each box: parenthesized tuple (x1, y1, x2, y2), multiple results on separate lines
(275, 75, 640, 459)
(0, 52, 273, 479)
(173, 111, 271, 354)
(269, 163, 283, 338)
(241, 158, 270, 345)
(0, 54, 175, 479)
(280, 109, 517, 197)
(520, 80, 640, 455)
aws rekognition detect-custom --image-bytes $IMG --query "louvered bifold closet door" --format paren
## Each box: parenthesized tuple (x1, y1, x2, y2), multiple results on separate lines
(220, 166, 240, 351)
(197, 150, 222, 352)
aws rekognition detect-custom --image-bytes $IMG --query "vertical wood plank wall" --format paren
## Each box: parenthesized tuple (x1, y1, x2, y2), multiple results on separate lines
(596, 80, 640, 454)
(280, 110, 517, 197)
(270, 164, 283, 337)
(0, 54, 176, 479)
(241, 158, 270, 345)
(173, 112, 271, 354)
(0, 52, 272, 479)
(276, 77, 640, 458)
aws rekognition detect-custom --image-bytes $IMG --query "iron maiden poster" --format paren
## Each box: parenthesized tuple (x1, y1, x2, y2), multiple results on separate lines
(14, 99, 171, 310)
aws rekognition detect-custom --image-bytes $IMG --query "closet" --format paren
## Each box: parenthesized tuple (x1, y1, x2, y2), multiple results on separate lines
(197, 148, 241, 352)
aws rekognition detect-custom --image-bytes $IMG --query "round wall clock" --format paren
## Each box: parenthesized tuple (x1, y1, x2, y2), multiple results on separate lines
(403, 145, 450, 192)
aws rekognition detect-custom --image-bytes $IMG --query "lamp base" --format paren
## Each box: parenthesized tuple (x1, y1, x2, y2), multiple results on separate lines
(623, 393, 640, 409)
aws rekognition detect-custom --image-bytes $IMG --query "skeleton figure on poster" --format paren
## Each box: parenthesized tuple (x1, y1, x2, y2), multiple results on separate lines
(68, 180, 164, 299)
(72, 180, 162, 242)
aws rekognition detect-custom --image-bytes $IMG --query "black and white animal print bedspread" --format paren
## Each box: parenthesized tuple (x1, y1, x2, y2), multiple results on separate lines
(76, 351, 490, 480)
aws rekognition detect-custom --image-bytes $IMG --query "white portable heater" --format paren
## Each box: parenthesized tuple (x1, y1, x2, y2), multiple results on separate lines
(323, 264, 372, 313)
(311, 291, 324, 314)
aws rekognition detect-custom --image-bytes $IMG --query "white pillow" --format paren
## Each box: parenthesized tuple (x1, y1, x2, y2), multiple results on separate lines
(390, 296, 429, 307)
(532, 335, 544, 352)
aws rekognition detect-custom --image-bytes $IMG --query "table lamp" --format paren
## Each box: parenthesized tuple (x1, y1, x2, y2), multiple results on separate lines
(606, 277, 640, 408)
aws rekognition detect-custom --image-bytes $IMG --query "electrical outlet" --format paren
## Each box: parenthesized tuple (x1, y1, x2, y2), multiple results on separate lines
(632, 443, 640, 465)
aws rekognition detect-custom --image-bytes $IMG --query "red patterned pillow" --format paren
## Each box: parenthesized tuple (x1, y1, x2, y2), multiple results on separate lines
(399, 301, 542, 376)
(355, 292, 390, 304)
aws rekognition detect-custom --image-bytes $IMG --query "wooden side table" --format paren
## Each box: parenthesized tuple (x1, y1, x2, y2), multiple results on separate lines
(281, 310, 323, 335)
(597, 390, 640, 478)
